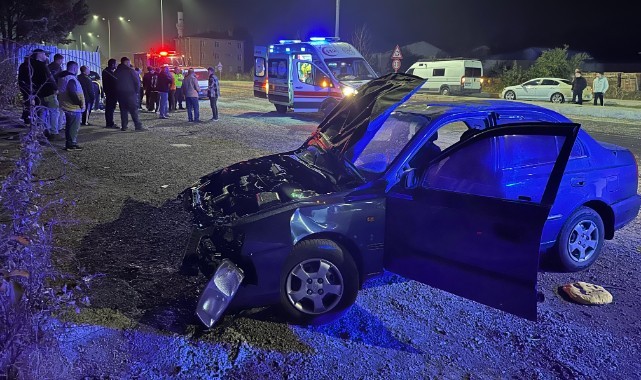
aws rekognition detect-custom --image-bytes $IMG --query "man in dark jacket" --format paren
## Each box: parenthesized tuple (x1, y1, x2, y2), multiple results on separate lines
(571, 70, 587, 105)
(17, 56, 32, 124)
(48, 53, 64, 78)
(78, 66, 95, 126)
(102, 59, 119, 128)
(114, 57, 146, 131)
(142, 66, 155, 111)
(156, 66, 173, 119)
(19, 49, 58, 133)
(88, 70, 102, 111)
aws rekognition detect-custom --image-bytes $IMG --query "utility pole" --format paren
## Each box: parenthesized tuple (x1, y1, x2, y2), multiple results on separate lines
(161, 0, 165, 46)
(335, 0, 340, 38)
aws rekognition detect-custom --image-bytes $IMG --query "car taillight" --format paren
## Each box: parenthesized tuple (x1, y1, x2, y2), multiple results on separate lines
(264, 79, 269, 94)
(461, 76, 466, 85)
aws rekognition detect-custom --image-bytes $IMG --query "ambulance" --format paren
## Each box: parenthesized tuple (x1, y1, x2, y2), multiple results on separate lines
(253, 37, 377, 115)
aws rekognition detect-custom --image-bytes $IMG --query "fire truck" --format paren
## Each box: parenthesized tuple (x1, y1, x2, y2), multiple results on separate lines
(253, 37, 377, 115)
(133, 50, 185, 72)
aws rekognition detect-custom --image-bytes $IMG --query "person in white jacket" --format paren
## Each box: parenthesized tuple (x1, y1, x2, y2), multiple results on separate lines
(592, 72, 609, 106)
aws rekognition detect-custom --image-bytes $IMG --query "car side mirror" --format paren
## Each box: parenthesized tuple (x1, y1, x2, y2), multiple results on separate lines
(402, 168, 418, 189)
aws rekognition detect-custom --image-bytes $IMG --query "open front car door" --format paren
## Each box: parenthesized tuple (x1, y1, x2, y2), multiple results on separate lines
(384, 124, 580, 321)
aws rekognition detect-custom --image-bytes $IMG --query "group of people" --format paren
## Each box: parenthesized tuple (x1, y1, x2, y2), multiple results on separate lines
(18, 49, 88, 150)
(18, 48, 223, 151)
(141, 66, 220, 122)
(571, 69, 610, 106)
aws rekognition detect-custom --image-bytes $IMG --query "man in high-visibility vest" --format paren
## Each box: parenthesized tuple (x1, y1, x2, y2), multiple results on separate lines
(171, 67, 185, 111)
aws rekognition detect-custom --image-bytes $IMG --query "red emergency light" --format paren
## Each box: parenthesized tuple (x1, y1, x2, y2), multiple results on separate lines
(159, 51, 168, 56)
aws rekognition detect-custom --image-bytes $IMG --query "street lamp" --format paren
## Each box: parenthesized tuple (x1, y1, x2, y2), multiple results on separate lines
(92, 15, 131, 58)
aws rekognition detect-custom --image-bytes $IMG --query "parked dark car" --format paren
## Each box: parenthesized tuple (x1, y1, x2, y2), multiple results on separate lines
(180, 74, 640, 328)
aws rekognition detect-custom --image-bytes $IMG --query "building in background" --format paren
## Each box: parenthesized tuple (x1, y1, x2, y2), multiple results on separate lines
(175, 31, 245, 75)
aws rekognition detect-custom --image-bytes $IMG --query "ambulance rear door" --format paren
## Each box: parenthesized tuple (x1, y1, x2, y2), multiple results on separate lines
(253, 46, 267, 99)
(267, 55, 292, 112)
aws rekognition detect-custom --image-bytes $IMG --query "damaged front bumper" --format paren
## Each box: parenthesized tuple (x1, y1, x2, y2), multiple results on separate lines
(196, 259, 244, 328)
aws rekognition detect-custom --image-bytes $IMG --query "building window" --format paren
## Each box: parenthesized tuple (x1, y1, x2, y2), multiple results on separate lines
(237, 42, 241, 49)
(214, 53, 219, 59)
(237, 66, 242, 73)
(237, 54, 242, 61)
(228, 42, 231, 46)
(215, 41, 219, 48)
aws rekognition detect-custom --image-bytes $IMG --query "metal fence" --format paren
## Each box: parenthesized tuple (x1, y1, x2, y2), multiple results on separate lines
(15, 43, 101, 75)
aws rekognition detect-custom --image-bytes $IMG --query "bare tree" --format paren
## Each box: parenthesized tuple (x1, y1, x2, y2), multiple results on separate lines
(350, 24, 374, 66)
(0, 0, 89, 51)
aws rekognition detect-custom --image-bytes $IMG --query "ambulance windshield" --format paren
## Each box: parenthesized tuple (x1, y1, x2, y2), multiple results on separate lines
(325, 58, 376, 81)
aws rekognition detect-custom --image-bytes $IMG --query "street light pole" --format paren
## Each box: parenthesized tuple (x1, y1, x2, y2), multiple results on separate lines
(160, 0, 164, 47)
(107, 18, 112, 58)
(335, 0, 340, 38)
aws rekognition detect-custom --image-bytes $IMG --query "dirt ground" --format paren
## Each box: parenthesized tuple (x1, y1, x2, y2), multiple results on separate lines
(2, 82, 640, 379)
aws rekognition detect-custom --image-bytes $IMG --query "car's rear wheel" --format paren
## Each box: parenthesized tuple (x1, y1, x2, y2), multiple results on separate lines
(504, 90, 516, 100)
(279, 239, 359, 324)
(554, 207, 604, 272)
(440, 86, 451, 96)
(275, 104, 288, 114)
(550, 92, 565, 103)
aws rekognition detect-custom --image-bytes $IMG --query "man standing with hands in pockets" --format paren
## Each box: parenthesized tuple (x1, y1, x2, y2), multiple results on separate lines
(207, 66, 220, 121)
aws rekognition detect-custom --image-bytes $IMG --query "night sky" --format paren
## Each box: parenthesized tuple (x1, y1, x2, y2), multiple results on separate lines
(76, 0, 638, 61)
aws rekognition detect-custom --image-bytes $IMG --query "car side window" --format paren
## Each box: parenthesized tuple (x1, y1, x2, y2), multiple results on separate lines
(421, 137, 503, 198)
(540, 79, 558, 86)
(433, 68, 445, 76)
(523, 80, 541, 86)
(501, 135, 559, 169)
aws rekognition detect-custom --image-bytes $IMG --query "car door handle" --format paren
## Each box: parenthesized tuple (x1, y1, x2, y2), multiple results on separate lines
(571, 178, 585, 187)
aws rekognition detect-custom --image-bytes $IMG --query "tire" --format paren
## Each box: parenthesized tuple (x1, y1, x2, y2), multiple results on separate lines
(279, 239, 359, 325)
(554, 207, 605, 272)
(550, 92, 565, 103)
(504, 90, 516, 100)
(439, 86, 451, 96)
(275, 104, 288, 114)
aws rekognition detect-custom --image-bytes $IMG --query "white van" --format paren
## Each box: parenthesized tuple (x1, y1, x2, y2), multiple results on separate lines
(254, 37, 377, 114)
(406, 59, 483, 95)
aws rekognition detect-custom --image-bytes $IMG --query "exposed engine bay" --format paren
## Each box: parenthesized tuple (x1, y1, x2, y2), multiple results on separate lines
(188, 153, 338, 225)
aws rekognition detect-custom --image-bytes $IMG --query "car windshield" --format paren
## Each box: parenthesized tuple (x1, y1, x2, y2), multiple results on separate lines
(325, 58, 377, 81)
(343, 111, 430, 180)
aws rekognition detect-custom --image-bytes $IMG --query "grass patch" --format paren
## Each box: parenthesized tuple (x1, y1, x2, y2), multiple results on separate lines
(60, 307, 137, 330)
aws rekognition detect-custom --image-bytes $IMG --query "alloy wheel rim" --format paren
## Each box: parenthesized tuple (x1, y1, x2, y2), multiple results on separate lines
(286, 258, 344, 315)
(552, 94, 563, 103)
(567, 220, 599, 262)
(506, 91, 515, 100)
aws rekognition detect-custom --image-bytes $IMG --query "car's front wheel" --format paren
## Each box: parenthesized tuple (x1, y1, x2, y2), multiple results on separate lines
(504, 90, 516, 100)
(554, 207, 605, 271)
(440, 86, 451, 96)
(279, 239, 359, 324)
(550, 92, 565, 103)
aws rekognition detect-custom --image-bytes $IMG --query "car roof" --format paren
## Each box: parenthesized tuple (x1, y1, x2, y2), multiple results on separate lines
(527, 77, 568, 81)
(396, 99, 571, 121)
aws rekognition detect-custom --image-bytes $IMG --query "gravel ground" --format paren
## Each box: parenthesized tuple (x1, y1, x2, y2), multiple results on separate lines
(3, 82, 640, 379)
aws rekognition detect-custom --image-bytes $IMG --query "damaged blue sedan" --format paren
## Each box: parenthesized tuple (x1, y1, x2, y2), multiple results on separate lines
(181, 74, 640, 327)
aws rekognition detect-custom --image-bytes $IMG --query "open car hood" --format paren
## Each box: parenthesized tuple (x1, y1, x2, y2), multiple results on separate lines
(313, 73, 425, 155)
